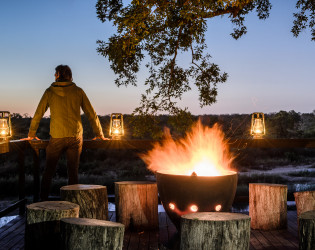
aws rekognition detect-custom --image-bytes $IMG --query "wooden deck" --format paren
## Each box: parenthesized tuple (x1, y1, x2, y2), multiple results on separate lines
(0, 211, 299, 250)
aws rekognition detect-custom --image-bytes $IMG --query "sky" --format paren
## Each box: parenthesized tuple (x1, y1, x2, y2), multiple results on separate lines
(0, 0, 314, 116)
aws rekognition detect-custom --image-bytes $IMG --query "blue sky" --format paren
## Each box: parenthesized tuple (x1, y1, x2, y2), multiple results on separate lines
(0, 0, 314, 116)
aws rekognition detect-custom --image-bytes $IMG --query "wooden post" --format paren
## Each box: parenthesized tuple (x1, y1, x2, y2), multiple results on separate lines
(18, 148, 25, 215)
(25, 201, 79, 250)
(115, 181, 158, 229)
(60, 184, 108, 220)
(61, 217, 125, 250)
(249, 183, 287, 230)
(32, 148, 40, 202)
(298, 210, 315, 250)
(294, 191, 315, 222)
(180, 212, 251, 250)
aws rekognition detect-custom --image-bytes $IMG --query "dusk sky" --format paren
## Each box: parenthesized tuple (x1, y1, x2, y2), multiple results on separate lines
(1, 0, 314, 116)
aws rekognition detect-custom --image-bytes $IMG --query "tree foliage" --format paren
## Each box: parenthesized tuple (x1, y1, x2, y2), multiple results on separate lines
(96, 0, 314, 117)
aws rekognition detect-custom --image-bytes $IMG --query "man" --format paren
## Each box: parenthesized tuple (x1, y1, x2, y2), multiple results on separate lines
(24, 65, 106, 200)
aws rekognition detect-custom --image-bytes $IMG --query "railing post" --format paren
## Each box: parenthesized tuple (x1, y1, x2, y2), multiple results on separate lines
(32, 148, 40, 202)
(18, 148, 25, 215)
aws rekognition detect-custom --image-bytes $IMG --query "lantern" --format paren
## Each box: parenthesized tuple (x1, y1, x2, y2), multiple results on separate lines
(0, 111, 12, 139)
(0, 111, 11, 154)
(109, 113, 124, 139)
(250, 112, 265, 139)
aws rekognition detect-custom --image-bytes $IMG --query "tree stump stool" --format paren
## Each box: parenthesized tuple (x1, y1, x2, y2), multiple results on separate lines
(180, 212, 251, 250)
(298, 210, 315, 250)
(60, 217, 125, 250)
(60, 184, 108, 220)
(249, 183, 287, 230)
(115, 181, 158, 229)
(25, 201, 79, 250)
(294, 190, 315, 226)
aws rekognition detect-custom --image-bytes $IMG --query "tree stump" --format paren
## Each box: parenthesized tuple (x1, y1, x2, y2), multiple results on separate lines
(180, 212, 251, 250)
(60, 217, 125, 250)
(249, 183, 287, 230)
(60, 184, 108, 220)
(115, 181, 158, 229)
(294, 191, 315, 222)
(298, 210, 315, 250)
(25, 201, 79, 250)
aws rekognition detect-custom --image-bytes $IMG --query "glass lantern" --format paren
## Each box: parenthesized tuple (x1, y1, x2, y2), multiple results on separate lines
(109, 113, 124, 140)
(250, 112, 265, 139)
(0, 111, 12, 139)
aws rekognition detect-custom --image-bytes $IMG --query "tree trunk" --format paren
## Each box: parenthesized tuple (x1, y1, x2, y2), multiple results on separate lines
(60, 217, 125, 250)
(115, 181, 158, 229)
(298, 210, 315, 250)
(60, 184, 108, 220)
(294, 190, 315, 220)
(25, 201, 79, 250)
(180, 212, 251, 250)
(249, 183, 287, 230)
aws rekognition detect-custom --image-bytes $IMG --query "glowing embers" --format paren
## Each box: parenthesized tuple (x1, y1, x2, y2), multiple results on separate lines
(215, 204, 222, 212)
(168, 202, 223, 214)
(169, 203, 176, 210)
(190, 205, 198, 212)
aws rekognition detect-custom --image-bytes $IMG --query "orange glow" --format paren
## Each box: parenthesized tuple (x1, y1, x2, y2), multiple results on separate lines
(169, 203, 175, 210)
(141, 120, 235, 176)
(215, 204, 222, 211)
(190, 205, 198, 212)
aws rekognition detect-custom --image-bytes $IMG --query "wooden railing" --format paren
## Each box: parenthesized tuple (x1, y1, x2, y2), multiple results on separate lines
(2, 138, 315, 217)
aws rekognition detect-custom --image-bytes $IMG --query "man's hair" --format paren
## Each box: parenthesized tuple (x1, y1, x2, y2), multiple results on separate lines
(55, 65, 72, 82)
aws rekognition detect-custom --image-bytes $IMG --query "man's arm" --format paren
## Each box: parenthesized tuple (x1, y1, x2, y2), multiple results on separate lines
(81, 90, 104, 137)
(28, 90, 49, 138)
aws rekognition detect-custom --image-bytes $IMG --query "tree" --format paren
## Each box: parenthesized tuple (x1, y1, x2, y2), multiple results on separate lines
(95, 0, 314, 117)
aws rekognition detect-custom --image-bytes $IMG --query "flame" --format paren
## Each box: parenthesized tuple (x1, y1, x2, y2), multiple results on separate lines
(141, 120, 234, 176)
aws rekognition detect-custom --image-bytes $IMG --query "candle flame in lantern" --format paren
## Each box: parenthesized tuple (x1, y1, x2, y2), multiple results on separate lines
(141, 120, 235, 176)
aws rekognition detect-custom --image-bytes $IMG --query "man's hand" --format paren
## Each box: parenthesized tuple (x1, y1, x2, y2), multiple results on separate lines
(92, 136, 110, 141)
(20, 137, 41, 141)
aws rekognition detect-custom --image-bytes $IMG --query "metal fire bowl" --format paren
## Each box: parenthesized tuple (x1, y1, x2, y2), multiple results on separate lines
(156, 170, 238, 230)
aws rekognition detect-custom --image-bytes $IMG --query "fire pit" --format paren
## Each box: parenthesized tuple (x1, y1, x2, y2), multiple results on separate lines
(156, 170, 237, 229)
(141, 121, 237, 229)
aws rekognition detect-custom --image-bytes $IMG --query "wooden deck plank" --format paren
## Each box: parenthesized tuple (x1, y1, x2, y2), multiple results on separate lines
(251, 230, 277, 249)
(0, 211, 301, 250)
(158, 212, 168, 247)
(148, 230, 159, 250)
(127, 230, 140, 250)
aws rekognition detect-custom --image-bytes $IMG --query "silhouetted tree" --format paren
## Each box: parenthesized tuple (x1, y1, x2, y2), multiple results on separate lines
(96, 0, 314, 117)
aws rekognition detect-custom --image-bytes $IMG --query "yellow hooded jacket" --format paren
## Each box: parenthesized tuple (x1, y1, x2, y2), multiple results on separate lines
(28, 82, 104, 138)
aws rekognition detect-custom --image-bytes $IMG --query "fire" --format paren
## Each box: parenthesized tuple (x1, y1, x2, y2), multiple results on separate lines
(141, 120, 235, 176)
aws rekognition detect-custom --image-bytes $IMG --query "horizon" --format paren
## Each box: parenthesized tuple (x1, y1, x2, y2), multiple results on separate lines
(1, 0, 315, 116)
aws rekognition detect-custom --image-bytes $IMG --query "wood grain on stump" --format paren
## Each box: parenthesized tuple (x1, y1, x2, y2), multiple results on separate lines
(115, 181, 158, 229)
(61, 217, 125, 250)
(25, 201, 79, 250)
(180, 212, 251, 250)
(60, 184, 108, 220)
(249, 183, 287, 230)
(294, 190, 315, 220)
(298, 210, 315, 250)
